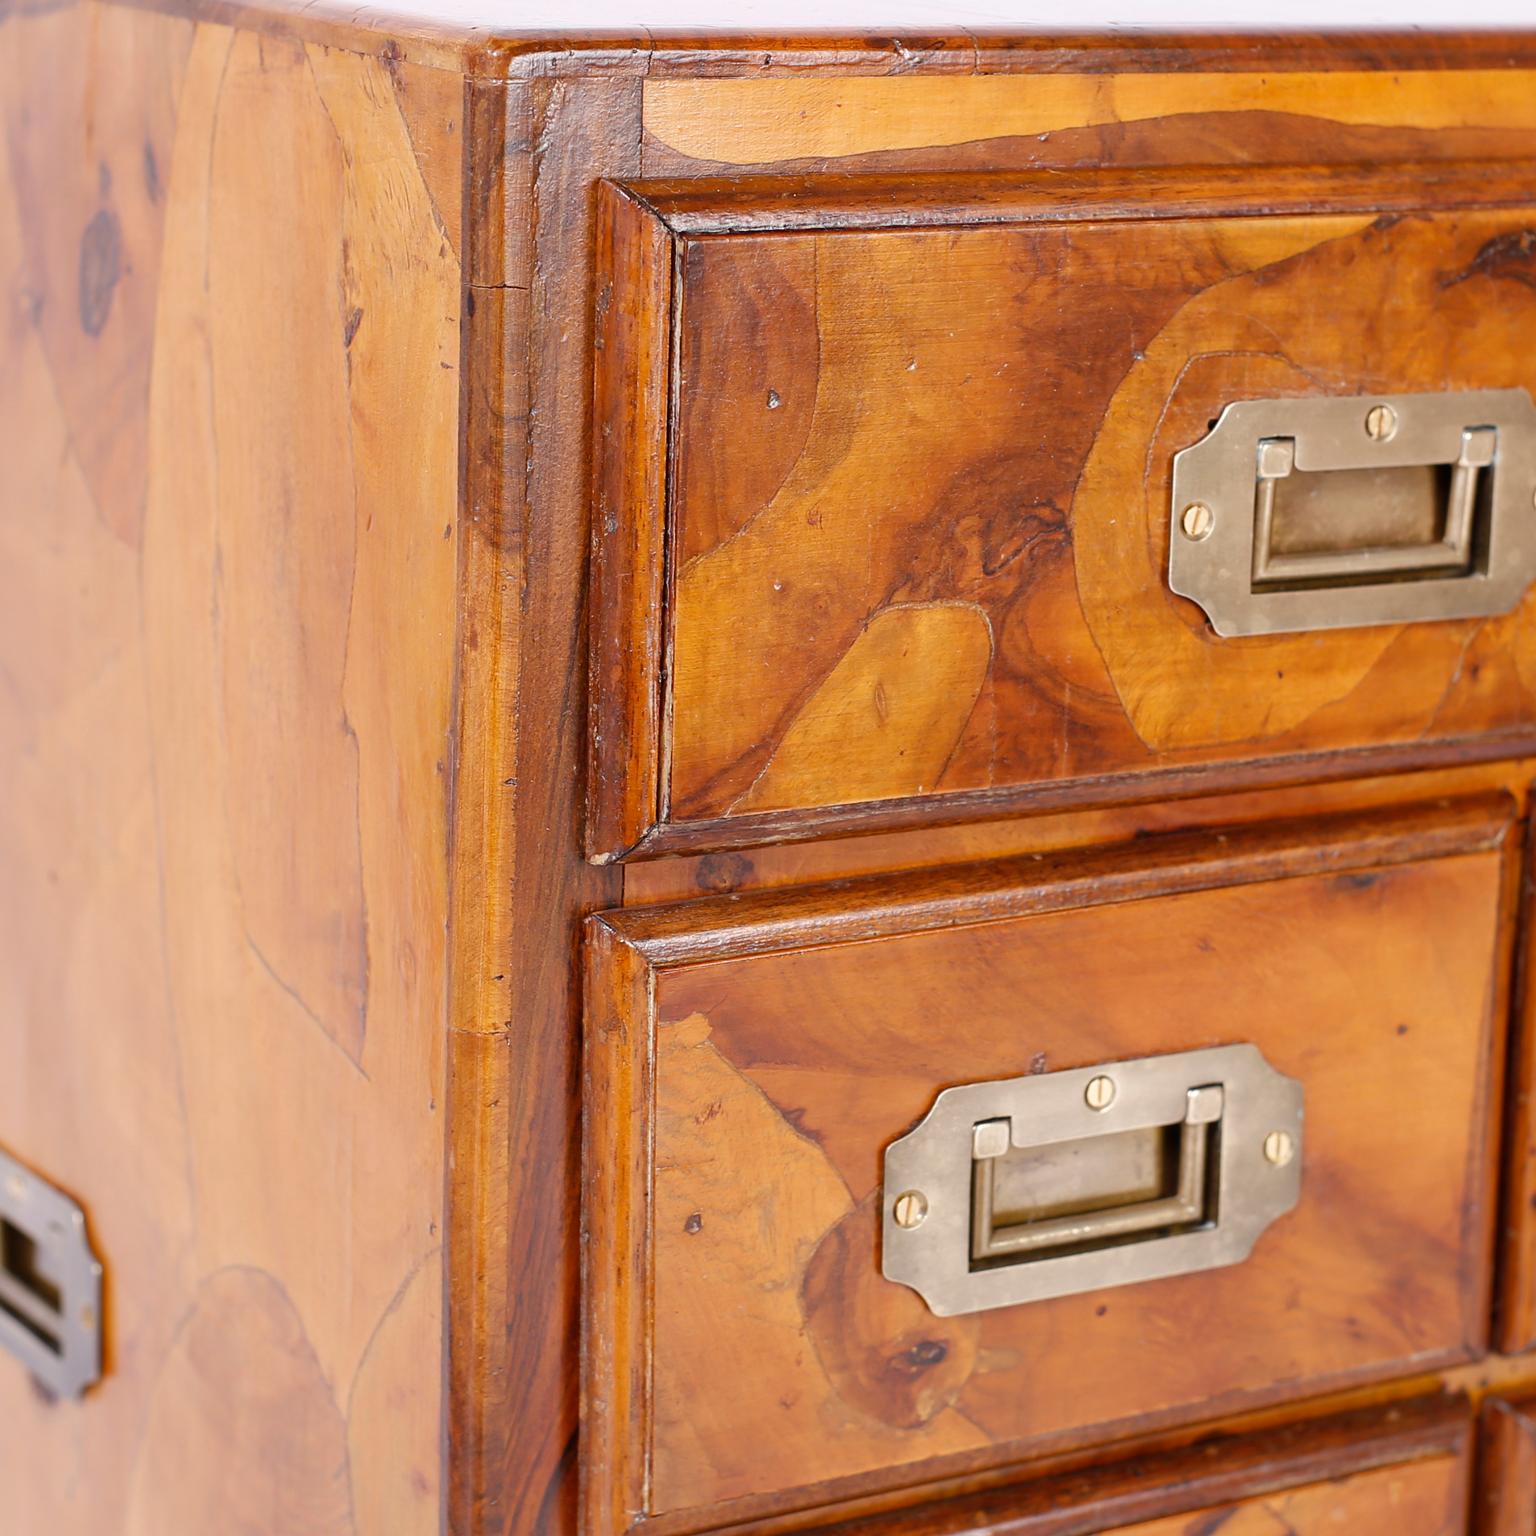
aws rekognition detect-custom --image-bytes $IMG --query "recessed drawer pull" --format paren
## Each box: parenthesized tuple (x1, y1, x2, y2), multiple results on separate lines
(970, 1083, 1222, 1263)
(883, 1046, 1301, 1318)
(1169, 389, 1536, 636)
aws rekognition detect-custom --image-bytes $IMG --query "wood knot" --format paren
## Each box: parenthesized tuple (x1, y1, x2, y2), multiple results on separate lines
(78, 207, 122, 338)
(891, 1339, 948, 1374)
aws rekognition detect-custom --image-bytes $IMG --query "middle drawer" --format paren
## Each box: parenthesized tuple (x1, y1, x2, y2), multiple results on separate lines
(583, 795, 1516, 1536)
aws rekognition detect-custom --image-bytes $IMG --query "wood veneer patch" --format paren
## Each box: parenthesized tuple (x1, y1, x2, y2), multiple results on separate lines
(642, 72, 1536, 166)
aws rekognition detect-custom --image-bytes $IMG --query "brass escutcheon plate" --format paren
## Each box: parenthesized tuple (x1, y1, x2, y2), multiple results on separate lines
(881, 1045, 1302, 1318)
(1168, 388, 1536, 637)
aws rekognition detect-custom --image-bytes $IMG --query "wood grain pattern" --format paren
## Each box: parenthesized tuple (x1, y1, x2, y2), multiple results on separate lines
(0, 6, 461, 1530)
(589, 169, 1536, 858)
(641, 72, 1536, 166)
(1480, 1394, 1536, 1536)
(584, 800, 1515, 1536)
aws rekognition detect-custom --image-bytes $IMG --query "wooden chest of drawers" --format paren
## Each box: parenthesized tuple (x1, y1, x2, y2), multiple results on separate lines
(10, 10, 1536, 1534)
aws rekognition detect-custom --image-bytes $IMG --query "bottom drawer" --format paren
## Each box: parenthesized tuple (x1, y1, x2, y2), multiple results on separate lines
(583, 798, 1513, 1536)
(1480, 1394, 1536, 1536)
(850, 1397, 1470, 1536)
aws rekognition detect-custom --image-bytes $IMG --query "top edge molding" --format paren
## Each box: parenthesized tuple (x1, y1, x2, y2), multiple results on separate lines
(79, 3, 1536, 80)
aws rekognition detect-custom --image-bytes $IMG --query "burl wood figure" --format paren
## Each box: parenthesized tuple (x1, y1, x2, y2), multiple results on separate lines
(9, 8, 1536, 1536)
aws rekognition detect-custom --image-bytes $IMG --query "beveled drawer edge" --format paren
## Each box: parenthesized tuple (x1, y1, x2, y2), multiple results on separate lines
(593, 792, 1515, 967)
(617, 159, 1536, 238)
(608, 732, 1536, 865)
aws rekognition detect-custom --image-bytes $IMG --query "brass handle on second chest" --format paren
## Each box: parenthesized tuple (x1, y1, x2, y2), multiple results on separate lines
(881, 1046, 1302, 1318)
(0, 1146, 102, 1399)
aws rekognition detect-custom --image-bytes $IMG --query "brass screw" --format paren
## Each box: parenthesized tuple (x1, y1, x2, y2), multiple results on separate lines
(893, 1190, 929, 1229)
(1180, 502, 1215, 541)
(1085, 1075, 1117, 1112)
(1263, 1130, 1296, 1167)
(1365, 404, 1399, 442)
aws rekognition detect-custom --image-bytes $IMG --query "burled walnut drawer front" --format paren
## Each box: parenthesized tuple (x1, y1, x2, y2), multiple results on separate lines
(581, 798, 1514, 1536)
(830, 1397, 1471, 1536)
(589, 165, 1536, 859)
(1104, 1461, 1463, 1536)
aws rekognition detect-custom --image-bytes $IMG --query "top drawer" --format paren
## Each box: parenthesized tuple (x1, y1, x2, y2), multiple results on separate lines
(588, 164, 1536, 859)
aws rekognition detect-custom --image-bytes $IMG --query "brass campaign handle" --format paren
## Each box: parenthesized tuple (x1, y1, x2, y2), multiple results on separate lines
(1168, 389, 1536, 638)
(882, 1046, 1301, 1319)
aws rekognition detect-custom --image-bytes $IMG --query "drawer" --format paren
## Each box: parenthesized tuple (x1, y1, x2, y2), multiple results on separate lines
(843, 1397, 1471, 1536)
(582, 797, 1515, 1536)
(588, 164, 1536, 859)
(1480, 1394, 1536, 1536)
